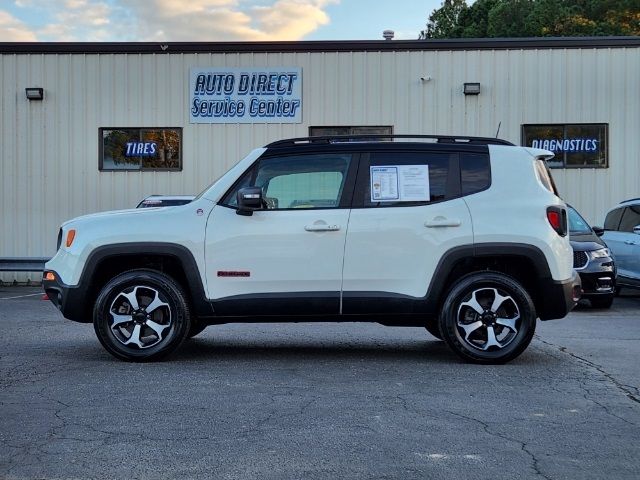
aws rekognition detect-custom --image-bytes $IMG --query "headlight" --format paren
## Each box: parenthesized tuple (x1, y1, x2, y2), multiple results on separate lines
(589, 248, 610, 259)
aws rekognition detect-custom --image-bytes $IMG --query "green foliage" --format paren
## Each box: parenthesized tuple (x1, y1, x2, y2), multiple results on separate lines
(421, 0, 640, 38)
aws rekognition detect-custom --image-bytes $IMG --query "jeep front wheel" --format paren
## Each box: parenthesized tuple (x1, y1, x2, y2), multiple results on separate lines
(439, 272, 536, 364)
(93, 269, 191, 361)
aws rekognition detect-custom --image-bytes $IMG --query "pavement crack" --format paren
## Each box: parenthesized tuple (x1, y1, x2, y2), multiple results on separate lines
(535, 336, 640, 406)
(446, 410, 552, 480)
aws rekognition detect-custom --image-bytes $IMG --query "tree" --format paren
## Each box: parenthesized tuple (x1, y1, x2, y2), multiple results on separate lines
(420, 0, 467, 39)
(421, 0, 640, 38)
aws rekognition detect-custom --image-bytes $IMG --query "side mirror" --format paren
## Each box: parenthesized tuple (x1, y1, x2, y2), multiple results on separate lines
(236, 187, 263, 216)
(634, 225, 640, 236)
(592, 226, 605, 237)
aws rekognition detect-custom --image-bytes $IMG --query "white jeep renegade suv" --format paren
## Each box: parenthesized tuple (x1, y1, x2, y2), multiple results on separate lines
(44, 135, 580, 364)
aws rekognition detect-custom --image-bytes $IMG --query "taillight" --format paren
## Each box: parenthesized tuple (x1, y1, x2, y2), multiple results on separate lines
(547, 206, 567, 236)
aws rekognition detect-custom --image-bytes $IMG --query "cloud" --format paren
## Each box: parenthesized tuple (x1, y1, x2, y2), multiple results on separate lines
(0, 0, 337, 42)
(253, 0, 334, 40)
(0, 9, 37, 41)
(123, 0, 337, 41)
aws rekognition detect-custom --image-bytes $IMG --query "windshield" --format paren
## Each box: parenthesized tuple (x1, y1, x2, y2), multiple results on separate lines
(568, 206, 592, 234)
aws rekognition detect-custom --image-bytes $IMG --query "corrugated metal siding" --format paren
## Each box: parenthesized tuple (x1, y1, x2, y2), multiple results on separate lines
(1, 46, 639, 282)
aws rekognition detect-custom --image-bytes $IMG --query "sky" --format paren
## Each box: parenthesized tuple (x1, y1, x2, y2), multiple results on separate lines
(0, 0, 444, 42)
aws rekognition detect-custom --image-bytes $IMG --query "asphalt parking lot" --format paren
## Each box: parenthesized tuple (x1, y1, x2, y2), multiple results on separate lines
(1, 287, 639, 480)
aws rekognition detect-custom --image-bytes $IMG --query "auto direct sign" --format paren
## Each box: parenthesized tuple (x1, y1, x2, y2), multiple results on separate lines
(190, 67, 302, 123)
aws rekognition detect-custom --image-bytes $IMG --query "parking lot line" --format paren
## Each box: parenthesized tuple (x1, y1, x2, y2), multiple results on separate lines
(0, 293, 43, 300)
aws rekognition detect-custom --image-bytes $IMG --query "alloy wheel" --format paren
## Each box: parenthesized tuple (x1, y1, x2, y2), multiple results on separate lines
(109, 285, 172, 349)
(456, 287, 520, 352)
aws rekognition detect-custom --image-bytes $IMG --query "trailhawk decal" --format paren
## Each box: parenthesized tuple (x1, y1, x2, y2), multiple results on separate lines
(217, 271, 251, 277)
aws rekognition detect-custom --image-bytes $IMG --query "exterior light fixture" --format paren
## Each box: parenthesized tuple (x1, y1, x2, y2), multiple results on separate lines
(463, 83, 481, 95)
(25, 88, 44, 100)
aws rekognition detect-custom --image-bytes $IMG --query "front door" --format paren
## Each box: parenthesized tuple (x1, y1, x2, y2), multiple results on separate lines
(204, 152, 357, 316)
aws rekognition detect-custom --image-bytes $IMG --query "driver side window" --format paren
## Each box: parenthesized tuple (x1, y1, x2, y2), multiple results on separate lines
(222, 153, 352, 210)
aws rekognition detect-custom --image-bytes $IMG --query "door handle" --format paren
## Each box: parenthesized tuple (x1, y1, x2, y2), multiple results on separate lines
(425, 218, 462, 228)
(305, 224, 341, 232)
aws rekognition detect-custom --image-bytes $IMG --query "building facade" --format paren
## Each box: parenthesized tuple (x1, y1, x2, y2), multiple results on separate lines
(1, 37, 639, 282)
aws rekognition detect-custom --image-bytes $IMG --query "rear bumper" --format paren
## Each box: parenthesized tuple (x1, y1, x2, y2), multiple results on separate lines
(43, 270, 92, 323)
(538, 270, 582, 320)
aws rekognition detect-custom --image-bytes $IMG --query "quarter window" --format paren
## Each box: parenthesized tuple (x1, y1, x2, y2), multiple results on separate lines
(461, 153, 491, 195)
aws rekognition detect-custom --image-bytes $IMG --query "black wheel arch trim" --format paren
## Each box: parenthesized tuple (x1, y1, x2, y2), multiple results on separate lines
(425, 242, 551, 311)
(45, 242, 212, 323)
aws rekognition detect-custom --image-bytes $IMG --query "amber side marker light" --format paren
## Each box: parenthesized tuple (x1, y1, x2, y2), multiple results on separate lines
(44, 272, 56, 281)
(65, 229, 76, 247)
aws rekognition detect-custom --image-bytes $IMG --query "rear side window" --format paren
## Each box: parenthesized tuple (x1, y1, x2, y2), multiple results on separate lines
(619, 206, 640, 232)
(604, 207, 624, 231)
(461, 153, 490, 195)
(359, 151, 452, 208)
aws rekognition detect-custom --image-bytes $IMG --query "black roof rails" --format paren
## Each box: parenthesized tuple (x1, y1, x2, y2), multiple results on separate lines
(266, 134, 514, 148)
(620, 197, 640, 204)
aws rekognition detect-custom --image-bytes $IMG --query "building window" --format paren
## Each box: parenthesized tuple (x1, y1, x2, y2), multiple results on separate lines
(309, 125, 393, 140)
(100, 128, 182, 171)
(521, 123, 608, 168)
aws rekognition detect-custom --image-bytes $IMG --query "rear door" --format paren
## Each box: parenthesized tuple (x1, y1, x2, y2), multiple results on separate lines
(341, 148, 475, 313)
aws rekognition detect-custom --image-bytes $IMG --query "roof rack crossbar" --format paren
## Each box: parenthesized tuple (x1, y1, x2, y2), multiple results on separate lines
(265, 134, 514, 147)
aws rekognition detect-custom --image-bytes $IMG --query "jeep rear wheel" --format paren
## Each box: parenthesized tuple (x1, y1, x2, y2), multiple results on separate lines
(439, 272, 536, 364)
(93, 269, 191, 361)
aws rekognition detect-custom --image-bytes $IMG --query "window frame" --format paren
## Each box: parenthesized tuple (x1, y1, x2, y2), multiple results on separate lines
(520, 123, 609, 169)
(309, 125, 393, 139)
(219, 151, 360, 211)
(99, 127, 183, 172)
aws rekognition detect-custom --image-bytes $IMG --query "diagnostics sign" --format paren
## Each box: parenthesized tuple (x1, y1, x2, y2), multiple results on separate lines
(189, 67, 302, 124)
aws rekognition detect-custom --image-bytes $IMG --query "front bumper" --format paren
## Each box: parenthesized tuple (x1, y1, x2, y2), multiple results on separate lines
(538, 270, 582, 320)
(576, 257, 616, 298)
(43, 270, 92, 323)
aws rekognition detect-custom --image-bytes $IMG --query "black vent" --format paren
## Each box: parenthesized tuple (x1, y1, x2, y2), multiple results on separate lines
(573, 251, 588, 269)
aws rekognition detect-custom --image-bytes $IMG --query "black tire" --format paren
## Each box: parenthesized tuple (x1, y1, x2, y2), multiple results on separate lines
(93, 269, 191, 362)
(187, 321, 208, 338)
(424, 320, 443, 340)
(439, 272, 537, 364)
(590, 295, 614, 309)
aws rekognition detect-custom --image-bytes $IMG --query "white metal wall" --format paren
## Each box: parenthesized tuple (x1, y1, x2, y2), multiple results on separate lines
(1, 46, 639, 282)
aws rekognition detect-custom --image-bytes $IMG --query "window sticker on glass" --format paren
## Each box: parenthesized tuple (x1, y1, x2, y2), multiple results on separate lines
(371, 166, 399, 201)
(371, 165, 430, 202)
